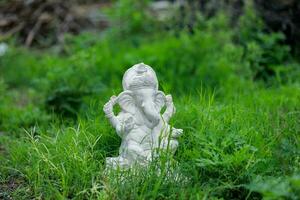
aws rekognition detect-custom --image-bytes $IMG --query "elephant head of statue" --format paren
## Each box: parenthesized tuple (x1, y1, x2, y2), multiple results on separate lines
(117, 63, 166, 128)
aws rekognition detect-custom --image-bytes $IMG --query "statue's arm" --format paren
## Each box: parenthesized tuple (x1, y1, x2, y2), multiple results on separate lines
(162, 94, 176, 123)
(103, 96, 122, 134)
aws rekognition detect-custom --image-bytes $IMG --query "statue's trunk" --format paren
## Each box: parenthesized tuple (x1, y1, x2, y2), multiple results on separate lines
(143, 102, 160, 128)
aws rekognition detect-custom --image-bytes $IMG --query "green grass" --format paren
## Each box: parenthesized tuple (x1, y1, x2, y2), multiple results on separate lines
(1, 83, 299, 199)
(0, 1, 300, 199)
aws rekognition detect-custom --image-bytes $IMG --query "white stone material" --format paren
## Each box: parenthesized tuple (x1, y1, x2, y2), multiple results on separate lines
(103, 63, 183, 169)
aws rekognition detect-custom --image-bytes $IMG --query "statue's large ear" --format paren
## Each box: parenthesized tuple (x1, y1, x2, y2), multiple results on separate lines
(117, 90, 135, 114)
(155, 91, 166, 111)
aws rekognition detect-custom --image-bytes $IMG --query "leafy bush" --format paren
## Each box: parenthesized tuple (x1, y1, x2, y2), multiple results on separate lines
(237, 1, 293, 82)
(105, 0, 158, 39)
(247, 174, 300, 199)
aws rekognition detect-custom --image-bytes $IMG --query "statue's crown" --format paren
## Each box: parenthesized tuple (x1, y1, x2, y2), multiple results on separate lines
(122, 63, 158, 91)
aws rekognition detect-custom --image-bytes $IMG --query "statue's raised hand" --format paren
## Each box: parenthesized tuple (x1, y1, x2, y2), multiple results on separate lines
(103, 95, 117, 117)
(165, 94, 173, 106)
(165, 94, 176, 113)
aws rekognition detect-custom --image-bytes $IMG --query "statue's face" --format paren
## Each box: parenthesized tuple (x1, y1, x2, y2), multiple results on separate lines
(134, 88, 156, 107)
(118, 63, 165, 128)
(118, 88, 166, 128)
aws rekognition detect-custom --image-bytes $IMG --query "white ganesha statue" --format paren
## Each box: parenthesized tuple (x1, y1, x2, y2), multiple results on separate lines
(103, 63, 183, 169)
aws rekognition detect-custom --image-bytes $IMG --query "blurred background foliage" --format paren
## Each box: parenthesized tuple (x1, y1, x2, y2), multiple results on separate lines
(0, 0, 299, 199)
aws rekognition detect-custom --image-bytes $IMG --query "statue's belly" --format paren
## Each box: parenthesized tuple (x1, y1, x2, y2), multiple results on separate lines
(124, 126, 152, 144)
